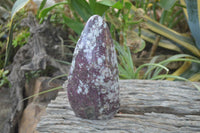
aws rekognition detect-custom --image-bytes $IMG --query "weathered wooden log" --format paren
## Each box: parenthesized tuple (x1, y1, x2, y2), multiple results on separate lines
(37, 80, 200, 133)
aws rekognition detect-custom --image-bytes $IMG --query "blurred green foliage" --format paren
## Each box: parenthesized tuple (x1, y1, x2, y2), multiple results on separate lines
(12, 29, 30, 48)
(0, 69, 9, 87)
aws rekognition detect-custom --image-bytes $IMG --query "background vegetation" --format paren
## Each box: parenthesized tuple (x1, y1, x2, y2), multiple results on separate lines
(1, 0, 200, 88)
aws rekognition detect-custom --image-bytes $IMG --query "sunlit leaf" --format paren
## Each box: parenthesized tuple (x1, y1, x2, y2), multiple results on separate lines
(36, 0, 47, 17)
(11, 0, 30, 20)
(63, 15, 84, 35)
(69, 0, 92, 21)
(151, 74, 188, 81)
(112, 1, 124, 9)
(153, 54, 200, 77)
(180, 62, 200, 81)
(180, 0, 188, 19)
(39, 2, 68, 18)
(185, 0, 200, 49)
(132, 38, 146, 53)
(139, 28, 182, 52)
(91, 2, 110, 16)
(22, 86, 62, 101)
(188, 73, 200, 81)
(98, 0, 116, 7)
(128, 3, 200, 57)
(192, 83, 200, 91)
(48, 74, 68, 86)
(5, 0, 31, 66)
(135, 63, 169, 79)
(145, 17, 200, 57)
(167, 61, 191, 81)
(114, 41, 136, 79)
(160, 0, 177, 10)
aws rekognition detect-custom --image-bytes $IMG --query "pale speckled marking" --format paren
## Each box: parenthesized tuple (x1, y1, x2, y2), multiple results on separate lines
(102, 42, 105, 47)
(77, 80, 89, 94)
(97, 58, 103, 65)
(97, 55, 106, 66)
(94, 67, 112, 84)
(101, 88, 107, 94)
(103, 23, 107, 28)
(108, 82, 119, 102)
(69, 16, 104, 76)
(99, 107, 104, 114)
(79, 63, 84, 68)
(81, 16, 104, 63)
(69, 58, 76, 78)
(93, 63, 119, 110)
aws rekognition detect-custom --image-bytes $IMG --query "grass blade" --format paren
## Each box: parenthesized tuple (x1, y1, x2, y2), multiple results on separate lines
(21, 86, 62, 102)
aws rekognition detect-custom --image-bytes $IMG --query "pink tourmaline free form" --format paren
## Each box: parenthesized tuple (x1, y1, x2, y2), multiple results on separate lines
(67, 15, 120, 120)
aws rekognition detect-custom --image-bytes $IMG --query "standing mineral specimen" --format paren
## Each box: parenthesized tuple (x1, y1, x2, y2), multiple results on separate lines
(67, 15, 120, 120)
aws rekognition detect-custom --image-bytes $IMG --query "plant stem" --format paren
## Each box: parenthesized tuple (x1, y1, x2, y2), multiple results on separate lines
(150, 35, 161, 57)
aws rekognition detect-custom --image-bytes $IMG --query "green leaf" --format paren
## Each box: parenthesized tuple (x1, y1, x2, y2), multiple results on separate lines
(39, 0, 47, 10)
(127, 45, 134, 72)
(181, 63, 200, 81)
(11, 0, 30, 20)
(39, 1, 68, 18)
(6, 0, 31, 67)
(138, 28, 182, 52)
(63, 15, 84, 35)
(55, 59, 72, 65)
(152, 74, 200, 91)
(114, 41, 136, 79)
(22, 86, 62, 101)
(135, 63, 169, 79)
(112, 1, 124, 9)
(69, 0, 93, 21)
(89, 0, 96, 10)
(146, 56, 160, 79)
(160, 0, 177, 10)
(98, 0, 116, 7)
(130, 5, 200, 57)
(151, 74, 188, 81)
(153, 54, 200, 77)
(118, 64, 132, 79)
(48, 74, 68, 86)
(146, 17, 200, 56)
(160, 54, 200, 64)
(192, 83, 200, 91)
(4, 24, 14, 67)
(93, 3, 110, 16)
(89, 0, 110, 16)
(185, 0, 200, 49)
(132, 39, 146, 53)
(36, 0, 47, 17)
(124, 1, 132, 10)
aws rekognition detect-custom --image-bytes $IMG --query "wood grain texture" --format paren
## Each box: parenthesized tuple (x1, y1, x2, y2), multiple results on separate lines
(37, 80, 200, 133)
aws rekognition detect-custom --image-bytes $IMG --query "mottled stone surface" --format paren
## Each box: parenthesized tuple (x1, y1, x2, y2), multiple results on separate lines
(67, 15, 120, 120)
